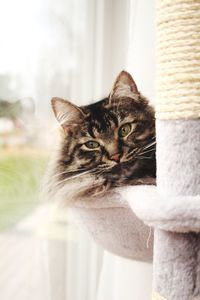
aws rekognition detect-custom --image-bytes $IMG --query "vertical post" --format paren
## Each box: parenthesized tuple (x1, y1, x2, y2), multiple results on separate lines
(154, 0, 200, 299)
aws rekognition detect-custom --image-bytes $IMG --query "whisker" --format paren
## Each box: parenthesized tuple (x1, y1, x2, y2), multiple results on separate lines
(126, 139, 156, 160)
(142, 141, 156, 151)
(51, 163, 111, 184)
(94, 164, 116, 177)
(150, 136, 156, 141)
(55, 169, 95, 186)
(128, 148, 139, 154)
(55, 163, 112, 186)
(47, 167, 91, 181)
(95, 169, 106, 176)
(136, 156, 152, 159)
(127, 148, 139, 159)
(137, 148, 155, 156)
(67, 167, 90, 173)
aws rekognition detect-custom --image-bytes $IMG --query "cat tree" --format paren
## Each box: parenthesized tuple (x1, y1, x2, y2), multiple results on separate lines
(72, 0, 200, 299)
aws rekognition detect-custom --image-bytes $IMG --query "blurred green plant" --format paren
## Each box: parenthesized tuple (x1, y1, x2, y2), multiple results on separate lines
(0, 149, 48, 230)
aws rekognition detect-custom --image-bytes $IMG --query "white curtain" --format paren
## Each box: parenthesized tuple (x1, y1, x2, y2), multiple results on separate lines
(97, 252, 152, 300)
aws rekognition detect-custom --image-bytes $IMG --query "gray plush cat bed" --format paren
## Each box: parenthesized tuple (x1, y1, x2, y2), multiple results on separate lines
(70, 188, 153, 262)
(125, 186, 200, 233)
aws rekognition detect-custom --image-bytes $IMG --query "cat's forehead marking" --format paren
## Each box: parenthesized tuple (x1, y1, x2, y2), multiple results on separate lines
(86, 107, 118, 137)
(92, 121, 117, 139)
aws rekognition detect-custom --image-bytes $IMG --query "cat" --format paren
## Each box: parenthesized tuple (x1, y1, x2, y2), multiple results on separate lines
(46, 71, 156, 204)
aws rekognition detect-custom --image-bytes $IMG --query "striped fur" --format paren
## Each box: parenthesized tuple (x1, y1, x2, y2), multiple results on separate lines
(46, 71, 156, 204)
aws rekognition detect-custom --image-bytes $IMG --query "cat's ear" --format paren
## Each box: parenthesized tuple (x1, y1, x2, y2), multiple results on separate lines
(109, 71, 139, 103)
(51, 97, 85, 128)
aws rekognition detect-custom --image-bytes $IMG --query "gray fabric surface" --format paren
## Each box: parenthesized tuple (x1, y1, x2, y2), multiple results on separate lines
(153, 119, 200, 300)
(156, 120, 200, 196)
(71, 189, 153, 261)
(153, 229, 200, 300)
(126, 185, 200, 232)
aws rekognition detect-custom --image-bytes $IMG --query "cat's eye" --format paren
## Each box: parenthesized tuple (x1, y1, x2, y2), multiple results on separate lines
(85, 141, 100, 149)
(119, 123, 132, 137)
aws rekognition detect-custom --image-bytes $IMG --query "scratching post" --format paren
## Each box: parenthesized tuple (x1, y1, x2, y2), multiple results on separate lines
(154, 1, 200, 299)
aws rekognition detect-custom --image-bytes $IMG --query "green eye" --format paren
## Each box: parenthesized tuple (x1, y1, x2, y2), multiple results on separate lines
(85, 141, 100, 149)
(119, 123, 132, 137)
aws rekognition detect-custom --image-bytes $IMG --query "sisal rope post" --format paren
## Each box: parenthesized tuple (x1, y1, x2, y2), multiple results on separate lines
(154, 0, 200, 299)
(156, 0, 200, 120)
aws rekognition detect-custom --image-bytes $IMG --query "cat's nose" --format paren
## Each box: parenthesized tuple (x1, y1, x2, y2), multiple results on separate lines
(110, 153, 121, 162)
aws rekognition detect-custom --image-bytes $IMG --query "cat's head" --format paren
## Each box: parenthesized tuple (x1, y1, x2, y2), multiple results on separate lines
(51, 71, 155, 193)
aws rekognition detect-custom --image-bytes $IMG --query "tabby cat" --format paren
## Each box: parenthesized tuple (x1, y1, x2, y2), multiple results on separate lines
(47, 71, 156, 203)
